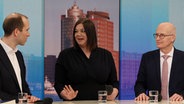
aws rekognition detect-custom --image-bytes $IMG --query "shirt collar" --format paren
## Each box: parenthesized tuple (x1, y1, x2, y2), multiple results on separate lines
(160, 47, 174, 57)
(0, 38, 18, 54)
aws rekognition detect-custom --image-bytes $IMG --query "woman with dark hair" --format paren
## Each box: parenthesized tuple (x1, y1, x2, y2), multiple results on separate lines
(54, 18, 119, 100)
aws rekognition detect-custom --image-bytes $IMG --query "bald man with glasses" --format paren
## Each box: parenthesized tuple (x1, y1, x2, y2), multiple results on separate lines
(134, 22, 184, 101)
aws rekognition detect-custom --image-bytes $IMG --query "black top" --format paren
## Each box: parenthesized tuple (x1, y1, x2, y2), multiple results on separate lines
(54, 47, 119, 100)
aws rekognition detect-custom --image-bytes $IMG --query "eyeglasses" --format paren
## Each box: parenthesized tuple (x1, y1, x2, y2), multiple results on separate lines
(153, 33, 173, 39)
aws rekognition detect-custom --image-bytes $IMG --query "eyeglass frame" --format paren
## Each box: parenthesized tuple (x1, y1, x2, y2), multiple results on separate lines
(153, 33, 173, 39)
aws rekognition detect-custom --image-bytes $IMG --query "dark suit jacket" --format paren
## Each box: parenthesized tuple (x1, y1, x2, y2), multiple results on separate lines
(0, 44, 31, 101)
(134, 48, 184, 98)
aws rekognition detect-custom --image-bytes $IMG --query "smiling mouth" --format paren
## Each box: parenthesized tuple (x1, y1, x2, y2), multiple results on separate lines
(77, 37, 84, 40)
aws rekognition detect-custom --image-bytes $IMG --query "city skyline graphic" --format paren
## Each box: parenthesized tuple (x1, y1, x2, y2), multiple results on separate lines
(45, 0, 119, 56)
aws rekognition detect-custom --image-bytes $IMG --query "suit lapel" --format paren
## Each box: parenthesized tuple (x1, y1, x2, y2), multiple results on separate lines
(169, 48, 177, 85)
(0, 44, 21, 91)
(15, 51, 25, 81)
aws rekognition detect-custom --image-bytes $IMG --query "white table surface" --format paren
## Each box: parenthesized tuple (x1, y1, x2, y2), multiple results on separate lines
(53, 100, 184, 104)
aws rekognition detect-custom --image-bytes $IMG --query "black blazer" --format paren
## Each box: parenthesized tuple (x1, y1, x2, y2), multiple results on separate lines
(0, 44, 31, 101)
(134, 48, 184, 98)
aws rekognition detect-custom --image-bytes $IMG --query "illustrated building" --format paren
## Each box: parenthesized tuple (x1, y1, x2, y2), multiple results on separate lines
(60, 2, 86, 50)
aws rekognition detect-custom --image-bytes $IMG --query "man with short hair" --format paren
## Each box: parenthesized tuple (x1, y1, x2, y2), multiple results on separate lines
(0, 13, 40, 103)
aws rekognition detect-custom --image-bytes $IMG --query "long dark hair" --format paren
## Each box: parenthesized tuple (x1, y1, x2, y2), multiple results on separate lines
(73, 18, 97, 51)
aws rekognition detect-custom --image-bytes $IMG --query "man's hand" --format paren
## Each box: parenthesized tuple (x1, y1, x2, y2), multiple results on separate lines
(27, 95, 40, 103)
(107, 88, 118, 100)
(134, 93, 149, 101)
(60, 85, 78, 100)
(170, 93, 183, 101)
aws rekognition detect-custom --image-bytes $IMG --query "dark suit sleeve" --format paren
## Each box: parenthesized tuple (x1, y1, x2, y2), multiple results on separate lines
(0, 49, 17, 101)
(0, 87, 17, 101)
(134, 54, 147, 97)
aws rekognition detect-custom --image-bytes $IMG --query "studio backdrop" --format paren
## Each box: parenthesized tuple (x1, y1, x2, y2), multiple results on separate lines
(1, 0, 184, 101)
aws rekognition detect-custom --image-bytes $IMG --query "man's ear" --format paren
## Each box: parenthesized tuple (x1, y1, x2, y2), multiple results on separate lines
(13, 28, 20, 37)
(171, 35, 176, 42)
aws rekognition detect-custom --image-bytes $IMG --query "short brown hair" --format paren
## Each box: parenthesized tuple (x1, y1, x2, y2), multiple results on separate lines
(3, 13, 28, 36)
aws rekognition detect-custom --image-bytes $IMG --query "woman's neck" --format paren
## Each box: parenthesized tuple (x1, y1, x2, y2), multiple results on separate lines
(80, 46, 91, 58)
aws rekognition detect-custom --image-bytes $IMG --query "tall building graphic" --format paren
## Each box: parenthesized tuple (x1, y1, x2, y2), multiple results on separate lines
(61, 2, 86, 50)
